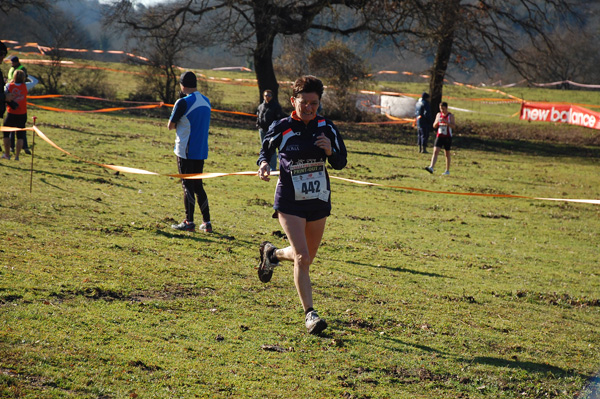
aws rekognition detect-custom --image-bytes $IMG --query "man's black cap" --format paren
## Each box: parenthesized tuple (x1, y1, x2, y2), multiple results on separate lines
(180, 71, 197, 88)
(422, 92, 429, 99)
(10, 56, 19, 62)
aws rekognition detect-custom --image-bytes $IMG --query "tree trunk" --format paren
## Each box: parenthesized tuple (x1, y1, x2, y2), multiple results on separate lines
(429, 1, 460, 116)
(253, 5, 279, 104)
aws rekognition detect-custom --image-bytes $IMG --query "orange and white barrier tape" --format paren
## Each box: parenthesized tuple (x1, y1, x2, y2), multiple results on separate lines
(329, 176, 600, 205)
(26, 96, 256, 118)
(5, 39, 600, 109)
(31, 126, 259, 179)
(11, 125, 595, 205)
(28, 102, 163, 114)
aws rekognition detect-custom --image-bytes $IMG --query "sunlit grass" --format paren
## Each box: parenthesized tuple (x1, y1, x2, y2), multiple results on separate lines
(1, 95, 599, 398)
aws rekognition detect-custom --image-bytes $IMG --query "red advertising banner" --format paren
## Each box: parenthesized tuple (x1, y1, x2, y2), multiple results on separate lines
(520, 102, 600, 130)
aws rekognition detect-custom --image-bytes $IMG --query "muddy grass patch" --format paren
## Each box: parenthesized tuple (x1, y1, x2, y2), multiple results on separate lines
(45, 284, 216, 303)
(494, 290, 600, 307)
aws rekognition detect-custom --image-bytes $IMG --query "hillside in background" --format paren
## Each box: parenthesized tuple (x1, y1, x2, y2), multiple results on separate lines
(1, 64, 599, 399)
(1, 0, 600, 84)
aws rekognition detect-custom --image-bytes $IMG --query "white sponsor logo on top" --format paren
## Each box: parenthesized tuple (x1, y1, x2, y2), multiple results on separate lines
(523, 106, 597, 128)
(570, 110, 597, 128)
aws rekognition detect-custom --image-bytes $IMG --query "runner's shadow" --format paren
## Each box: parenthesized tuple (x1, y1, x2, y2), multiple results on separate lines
(367, 336, 591, 379)
(345, 334, 591, 380)
(24, 166, 140, 190)
(463, 356, 591, 379)
(459, 136, 600, 159)
(39, 178, 110, 206)
(348, 150, 404, 159)
(155, 229, 216, 242)
(154, 229, 251, 245)
(346, 260, 449, 278)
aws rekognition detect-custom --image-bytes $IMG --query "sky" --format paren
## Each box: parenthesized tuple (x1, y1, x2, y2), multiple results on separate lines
(136, 0, 170, 4)
(99, 0, 171, 5)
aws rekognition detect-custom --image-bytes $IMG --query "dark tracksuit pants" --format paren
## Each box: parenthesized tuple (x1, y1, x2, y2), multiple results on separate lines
(177, 157, 210, 224)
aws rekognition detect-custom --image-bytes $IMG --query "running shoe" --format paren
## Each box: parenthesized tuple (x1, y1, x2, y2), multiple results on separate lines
(1, 154, 10, 160)
(305, 310, 328, 335)
(425, 166, 433, 174)
(24, 149, 31, 155)
(442, 170, 450, 176)
(258, 241, 278, 283)
(171, 220, 195, 232)
(199, 222, 213, 233)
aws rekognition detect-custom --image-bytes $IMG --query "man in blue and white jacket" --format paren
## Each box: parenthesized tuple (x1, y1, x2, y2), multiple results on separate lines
(168, 71, 213, 233)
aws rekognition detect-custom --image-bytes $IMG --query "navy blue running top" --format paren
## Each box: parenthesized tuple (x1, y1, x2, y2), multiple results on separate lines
(257, 112, 347, 216)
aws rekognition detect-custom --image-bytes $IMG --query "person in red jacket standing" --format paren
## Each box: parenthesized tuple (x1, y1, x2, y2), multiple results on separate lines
(0, 42, 15, 157)
(2, 69, 28, 161)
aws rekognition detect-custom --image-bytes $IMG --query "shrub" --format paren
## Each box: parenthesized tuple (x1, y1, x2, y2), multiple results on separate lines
(308, 40, 372, 121)
(66, 69, 117, 100)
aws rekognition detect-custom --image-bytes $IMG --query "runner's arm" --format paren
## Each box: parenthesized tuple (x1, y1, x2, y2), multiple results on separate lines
(168, 98, 187, 130)
(326, 123, 347, 170)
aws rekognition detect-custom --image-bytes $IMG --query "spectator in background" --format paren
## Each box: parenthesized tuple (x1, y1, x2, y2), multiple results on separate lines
(0, 42, 15, 157)
(7, 56, 27, 82)
(3, 70, 28, 161)
(415, 92, 432, 153)
(6, 56, 31, 154)
(425, 102, 456, 176)
(168, 71, 213, 233)
(256, 89, 285, 171)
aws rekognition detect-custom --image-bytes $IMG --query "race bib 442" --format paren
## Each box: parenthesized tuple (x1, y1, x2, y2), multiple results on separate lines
(290, 161, 329, 201)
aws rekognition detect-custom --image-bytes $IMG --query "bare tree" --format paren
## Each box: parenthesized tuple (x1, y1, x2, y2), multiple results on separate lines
(24, 6, 93, 94)
(0, 0, 48, 15)
(513, 2, 600, 86)
(107, 0, 586, 117)
(122, 2, 212, 104)
(106, 0, 399, 104)
(0, 0, 49, 40)
(514, 29, 600, 86)
(380, 0, 586, 112)
(105, 0, 221, 103)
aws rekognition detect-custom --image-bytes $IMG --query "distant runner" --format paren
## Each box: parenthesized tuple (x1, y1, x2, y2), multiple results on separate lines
(425, 102, 455, 176)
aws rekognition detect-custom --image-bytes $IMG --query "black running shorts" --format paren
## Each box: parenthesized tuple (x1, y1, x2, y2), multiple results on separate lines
(434, 135, 452, 151)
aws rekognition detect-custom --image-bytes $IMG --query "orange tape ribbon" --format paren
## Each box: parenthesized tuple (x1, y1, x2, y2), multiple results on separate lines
(15, 125, 600, 205)
(328, 176, 600, 205)
(26, 97, 256, 118)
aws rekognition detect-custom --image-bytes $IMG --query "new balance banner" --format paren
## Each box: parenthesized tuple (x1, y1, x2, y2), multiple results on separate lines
(520, 102, 600, 130)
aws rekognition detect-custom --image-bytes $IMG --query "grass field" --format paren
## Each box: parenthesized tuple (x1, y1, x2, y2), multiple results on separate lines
(1, 62, 600, 398)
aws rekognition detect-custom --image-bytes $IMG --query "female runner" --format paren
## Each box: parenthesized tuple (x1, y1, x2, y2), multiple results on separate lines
(257, 75, 347, 335)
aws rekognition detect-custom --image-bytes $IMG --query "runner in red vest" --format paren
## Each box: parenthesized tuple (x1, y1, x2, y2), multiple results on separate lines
(425, 102, 455, 176)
